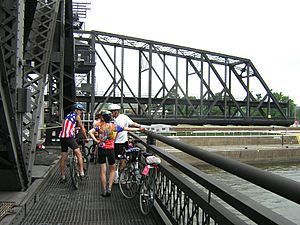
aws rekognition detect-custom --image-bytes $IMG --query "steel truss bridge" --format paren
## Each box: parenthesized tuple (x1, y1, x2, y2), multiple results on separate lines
(73, 30, 293, 126)
(0, 1, 297, 224)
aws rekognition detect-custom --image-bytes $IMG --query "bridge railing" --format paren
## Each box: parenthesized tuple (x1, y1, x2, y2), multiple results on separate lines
(129, 131, 300, 225)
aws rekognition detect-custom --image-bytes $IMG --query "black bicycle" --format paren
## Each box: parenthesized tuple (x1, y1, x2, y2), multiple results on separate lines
(69, 141, 90, 189)
(118, 147, 143, 198)
(88, 142, 98, 164)
(118, 148, 161, 215)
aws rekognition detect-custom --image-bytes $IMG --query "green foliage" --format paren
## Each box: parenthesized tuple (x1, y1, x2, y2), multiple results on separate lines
(270, 92, 296, 119)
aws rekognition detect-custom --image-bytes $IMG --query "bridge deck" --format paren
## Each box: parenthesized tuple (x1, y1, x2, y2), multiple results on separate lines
(20, 152, 164, 225)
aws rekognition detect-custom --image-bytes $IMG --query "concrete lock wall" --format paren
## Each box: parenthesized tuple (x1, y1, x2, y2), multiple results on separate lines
(155, 135, 300, 165)
(156, 135, 298, 147)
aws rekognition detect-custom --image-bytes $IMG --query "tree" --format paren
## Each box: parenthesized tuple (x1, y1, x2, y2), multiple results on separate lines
(271, 92, 296, 119)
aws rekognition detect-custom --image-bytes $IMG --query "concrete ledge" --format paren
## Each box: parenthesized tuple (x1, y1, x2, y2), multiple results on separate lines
(156, 135, 298, 147)
(168, 145, 300, 166)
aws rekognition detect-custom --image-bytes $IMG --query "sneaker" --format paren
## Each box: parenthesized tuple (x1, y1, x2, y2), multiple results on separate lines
(106, 189, 111, 197)
(59, 177, 66, 183)
(101, 191, 109, 197)
(80, 173, 87, 180)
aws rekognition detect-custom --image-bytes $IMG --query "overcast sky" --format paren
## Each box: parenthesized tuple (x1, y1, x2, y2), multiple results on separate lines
(81, 0, 300, 105)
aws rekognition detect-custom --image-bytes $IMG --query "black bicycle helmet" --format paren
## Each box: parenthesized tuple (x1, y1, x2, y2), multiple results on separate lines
(100, 110, 112, 122)
(73, 102, 85, 111)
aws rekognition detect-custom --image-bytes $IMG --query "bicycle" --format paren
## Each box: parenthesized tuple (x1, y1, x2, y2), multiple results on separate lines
(89, 142, 98, 164)
(77, 139, 90, 174)
(118, 148, 161, 215)
(69, 149, 80, 189)
(118, 147, 143, 198)
(69, 141, 90, 190)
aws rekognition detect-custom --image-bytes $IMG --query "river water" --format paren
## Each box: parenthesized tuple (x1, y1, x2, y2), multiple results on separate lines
(197, 162, 300, 224)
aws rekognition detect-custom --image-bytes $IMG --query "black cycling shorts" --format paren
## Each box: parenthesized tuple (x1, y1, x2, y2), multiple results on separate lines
(60, 138, 79, 152)
(114, 142, 128, 160)
(98, 148, 115, 165)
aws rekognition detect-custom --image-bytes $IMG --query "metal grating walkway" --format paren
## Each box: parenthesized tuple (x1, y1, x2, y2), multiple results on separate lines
(20, 162, 165, 225)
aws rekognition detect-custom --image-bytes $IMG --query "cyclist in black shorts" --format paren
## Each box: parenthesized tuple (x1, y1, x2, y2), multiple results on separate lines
(107, 104, 142, 183)
(88, 110, 144, 197)
(59, 103, 88, 183)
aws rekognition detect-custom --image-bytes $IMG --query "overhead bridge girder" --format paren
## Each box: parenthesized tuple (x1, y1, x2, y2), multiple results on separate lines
(73, 30, 293, 126)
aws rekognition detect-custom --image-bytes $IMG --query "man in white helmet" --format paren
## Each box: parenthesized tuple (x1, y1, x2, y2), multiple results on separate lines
(107, 103, 141, 183)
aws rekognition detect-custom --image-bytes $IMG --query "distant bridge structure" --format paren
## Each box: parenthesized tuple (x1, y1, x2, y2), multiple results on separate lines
(73, 30, 293, 126)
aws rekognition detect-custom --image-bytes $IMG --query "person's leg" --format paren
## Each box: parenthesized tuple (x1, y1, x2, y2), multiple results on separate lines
(114, 159, 119, 183)
(74, 148, 84, 176)
(98, 148, 108, 196)
(59, 152, 68, 178)
(106, 150, 116, 196)
(100, 163, 107, 194)
(59, 139, 68, 182)
(114, 143, 126, 183)
(108, 164, 116, 192)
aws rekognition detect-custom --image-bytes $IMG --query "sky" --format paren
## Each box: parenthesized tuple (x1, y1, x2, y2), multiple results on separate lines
(81, 0, 300, 105)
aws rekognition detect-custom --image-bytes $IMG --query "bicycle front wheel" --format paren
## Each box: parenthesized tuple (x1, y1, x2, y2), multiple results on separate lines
(81, 148, 90, 175)
(119, 163, 139, 199)
(139, 170, 156, 215)
(69, 157, 79, 190)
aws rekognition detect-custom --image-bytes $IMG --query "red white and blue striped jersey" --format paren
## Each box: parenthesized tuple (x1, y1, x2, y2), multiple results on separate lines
(59, 112, 78, 138)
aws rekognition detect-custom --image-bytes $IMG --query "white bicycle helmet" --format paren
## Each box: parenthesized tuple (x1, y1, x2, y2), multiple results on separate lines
(146, 155, 161, 165)
(107, 103, 121, 111)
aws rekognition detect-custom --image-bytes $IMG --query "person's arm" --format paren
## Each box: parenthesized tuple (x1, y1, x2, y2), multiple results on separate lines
(76, 115, 88, 139)
(124, 127, 145, 132)
(88, 128, 100, 143)
(131, 122, 141, 128)
(126, 115, 141, 128)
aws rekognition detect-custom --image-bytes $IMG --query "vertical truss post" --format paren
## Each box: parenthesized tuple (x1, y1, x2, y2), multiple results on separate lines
(138, 49, 142, 114)
(148, 44, 153, 116)
(0, 39, 28, 190)
(48, 0, 65, 123)
(120, 39, 124, 109)
(246, 62, 250, 118)
(23, 0, 60, 183)
(175, 49, 179, 118)
(0, 0, 28, 190)
(224, 58, 228, 119)
(113, 46, 117, 97)
(200, 54, 204, 116)
(90, 32, 96, 118)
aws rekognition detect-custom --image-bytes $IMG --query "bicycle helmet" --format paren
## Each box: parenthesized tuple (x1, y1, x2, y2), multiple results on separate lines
(107, 103, 121, 111)
(73, 102, 85, 111)
(100, 110, 112, 122)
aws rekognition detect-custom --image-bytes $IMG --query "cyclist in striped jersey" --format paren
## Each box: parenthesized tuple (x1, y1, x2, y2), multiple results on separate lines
(59, 102, 88, 183)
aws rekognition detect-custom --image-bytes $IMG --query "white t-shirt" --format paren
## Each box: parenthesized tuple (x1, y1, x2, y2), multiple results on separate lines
(114, 114, 134, 143)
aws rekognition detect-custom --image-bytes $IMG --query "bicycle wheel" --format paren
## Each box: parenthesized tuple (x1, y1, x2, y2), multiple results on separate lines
(119, 163, 139, 199)
(89, 143, 98, 164)
(69, 156, 79, 190)
(81, 148, 89, 174)
(139, 169, 156, 215)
